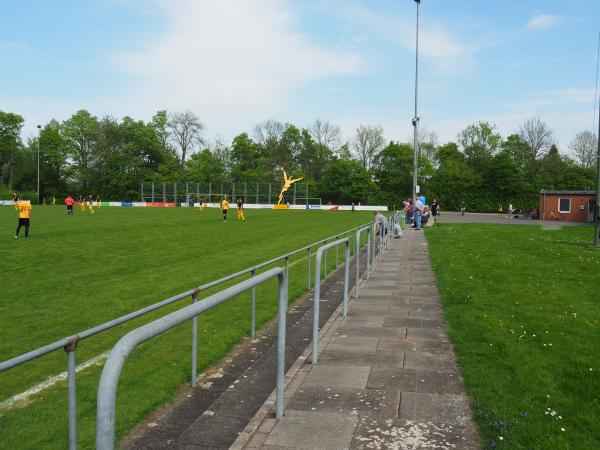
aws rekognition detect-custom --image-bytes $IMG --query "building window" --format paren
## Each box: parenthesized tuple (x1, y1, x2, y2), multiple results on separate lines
(558, 198, 571, 213)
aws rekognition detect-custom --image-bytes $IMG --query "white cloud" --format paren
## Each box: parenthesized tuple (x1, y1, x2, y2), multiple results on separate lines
(333, 3, 486, 76)
(113, 0, 362, 135)
(525, 14, 563, 31)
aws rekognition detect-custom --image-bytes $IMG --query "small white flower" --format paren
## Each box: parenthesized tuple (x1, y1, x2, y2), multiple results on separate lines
(561, 427, 565, 432)
(499, 436, 503, 440)
(590, 368, 593, 371)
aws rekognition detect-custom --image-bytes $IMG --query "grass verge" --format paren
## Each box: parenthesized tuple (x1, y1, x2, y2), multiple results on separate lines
(426, 224, 600, 449)
(0, 206, 372, 449)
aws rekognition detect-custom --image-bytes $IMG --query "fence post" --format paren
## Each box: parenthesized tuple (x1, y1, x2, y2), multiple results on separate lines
(275, 270, 287, 418)
(185, 182, 189, 204)
(307, 247, 311, 289)
(372, 223, 377, 269)
(163, 182, 166, 203)
(355, 230, 361, 299)
(232, 182, 236, 202)
(191, 291, 198, 385)
(312, 249, 322, 364)
(293, 183, 296, 205)
(64, 338, 79, 450)
(343, 241, 350, 318)
(268, 183, 271, 204)
(140, 182, 144, 202)
(244, 182, 247, 202)
(323, 240, 327, 277)
(305, 183, 309, 207)
(335, 235, 339, 268)
(151, 182, 155, 203)
(251, 269, 256, 338)
(256, 182, 259, 204)
(366, 229, 371, 280)
(174, 182, 177, 205)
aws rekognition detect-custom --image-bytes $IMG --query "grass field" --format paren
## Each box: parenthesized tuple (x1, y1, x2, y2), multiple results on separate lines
(427, 224, 600, 449)
(0, 205, 373, 449)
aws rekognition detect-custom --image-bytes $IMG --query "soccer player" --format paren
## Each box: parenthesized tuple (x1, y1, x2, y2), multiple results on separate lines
(197, 197, 205, 212)
(236, 198, 245, 222)
(65, 195, 74, 216)
(15, 197, 32, 239)
(79, 196, 85, 212)
(86, 195, 95, 215)
(221, 197, 229, 222)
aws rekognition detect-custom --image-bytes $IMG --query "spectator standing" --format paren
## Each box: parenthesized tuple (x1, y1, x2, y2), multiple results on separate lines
(414, 197, 424, 230)
(460, 201, 465, 216)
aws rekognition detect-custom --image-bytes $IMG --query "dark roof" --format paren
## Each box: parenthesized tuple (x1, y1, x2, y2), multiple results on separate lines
(540, 190, 596, 195)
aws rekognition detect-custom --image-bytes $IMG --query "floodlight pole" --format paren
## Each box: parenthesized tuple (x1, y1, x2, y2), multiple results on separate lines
(37, 124, 41, 204)
(595, 90, 600, 247)
(412, 0, 421, 209)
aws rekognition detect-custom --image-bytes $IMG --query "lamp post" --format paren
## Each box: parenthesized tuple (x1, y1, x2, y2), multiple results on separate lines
(37, 124, 41, 204)
(595, 92, 600, 247)
(412, 0, 421, 209)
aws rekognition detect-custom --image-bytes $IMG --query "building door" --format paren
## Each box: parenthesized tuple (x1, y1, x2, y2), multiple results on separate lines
(588, 201, 595, 223)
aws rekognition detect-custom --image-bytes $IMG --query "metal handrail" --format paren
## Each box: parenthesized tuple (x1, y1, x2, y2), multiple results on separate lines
(0, 219, 375, 374)
(1, 212, 396, 449)
(311, 238, 350, 365)
(96, 268, 287, 450)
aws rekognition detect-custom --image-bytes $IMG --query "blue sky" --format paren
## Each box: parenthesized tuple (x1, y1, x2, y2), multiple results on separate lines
(1, 0, 599, 153)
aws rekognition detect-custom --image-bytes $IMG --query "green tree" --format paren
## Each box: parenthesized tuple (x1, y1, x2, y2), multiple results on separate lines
(0, 110, 25, 191)
(429, 142, 480, 211)
(318, 158, 376, 204)
(185, 149, 227, 183)
(38, 120, 68, 197)
(230, 133, 264, 183)
(62, 110, 99, 191)
(458, 122, 501, 174)
(372, 142, 415, 207)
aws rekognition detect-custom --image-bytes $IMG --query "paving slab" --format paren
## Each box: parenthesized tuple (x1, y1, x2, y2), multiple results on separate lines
(350, 417, 479, 449)
(301, 365, 371, 389)
(233, 229, 480, 449)
(263, 410, 357, 449)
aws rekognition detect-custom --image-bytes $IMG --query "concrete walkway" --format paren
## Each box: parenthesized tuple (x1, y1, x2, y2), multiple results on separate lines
(237, 229, 480, 449)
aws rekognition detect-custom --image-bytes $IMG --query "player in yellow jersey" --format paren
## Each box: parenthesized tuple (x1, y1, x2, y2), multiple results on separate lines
(86, 195, 95, 215)
(14, 197, 32, 239)
(221, 197, 229, 222)
(197, 197, 205, 212)
(79, 196, 85, 212)
(236, 198, 245, 222)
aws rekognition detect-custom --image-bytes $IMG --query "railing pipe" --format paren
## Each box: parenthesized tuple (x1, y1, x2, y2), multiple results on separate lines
(96, 268, 286, 450)
(191, 291, 198, 385)
(251, 269, 256, 338)
(312, 238, 350, 365)
(66, 344, 77, 450)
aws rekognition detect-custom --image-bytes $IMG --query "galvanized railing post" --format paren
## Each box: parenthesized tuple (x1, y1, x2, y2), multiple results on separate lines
(355, 230, 361, 299)
(96, 268, 287, 449)
(307, 247, 311, 290)
(343, 241, 350, 318)
(191, 290, 199, 385)
(323, 240, 327, 277)
(251, 269, 256, 338)
(276, 269, 287, 419)
(64, 338, 79, 450)
(335, 235, 339, 267)
(366, 229, 371, 280)
(372, 223, 377, 270)
(312, 238, 349, 365)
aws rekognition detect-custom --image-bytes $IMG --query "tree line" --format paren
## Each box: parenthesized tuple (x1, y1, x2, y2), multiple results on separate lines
(0, 108, 597, 211)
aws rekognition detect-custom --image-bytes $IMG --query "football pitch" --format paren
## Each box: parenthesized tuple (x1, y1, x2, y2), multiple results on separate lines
(0, 205, 373, 449)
